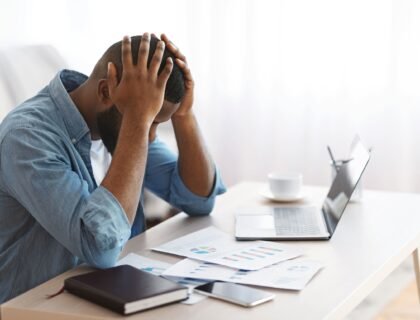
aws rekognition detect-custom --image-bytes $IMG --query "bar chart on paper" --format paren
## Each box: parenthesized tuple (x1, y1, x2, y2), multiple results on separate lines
(153, 226, 303, 270)
(163, 258, 324, 290)
(221, 246, 284, 262)
(209, 243, 299, 270)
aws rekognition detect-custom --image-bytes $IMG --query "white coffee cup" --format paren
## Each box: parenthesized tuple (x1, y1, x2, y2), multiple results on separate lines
(268, 172, 302, 198)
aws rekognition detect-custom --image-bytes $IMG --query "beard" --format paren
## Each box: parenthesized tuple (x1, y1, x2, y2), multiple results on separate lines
(96, 105, 122, 155)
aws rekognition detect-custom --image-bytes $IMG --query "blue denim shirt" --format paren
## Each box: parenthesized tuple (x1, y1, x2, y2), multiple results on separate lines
(0, 70, 226, 303)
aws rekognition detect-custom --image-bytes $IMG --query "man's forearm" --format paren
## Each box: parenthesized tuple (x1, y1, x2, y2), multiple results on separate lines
(100, 34, 173, 223)
(172, 111, 215, 197)
(101, 116, 150, 223)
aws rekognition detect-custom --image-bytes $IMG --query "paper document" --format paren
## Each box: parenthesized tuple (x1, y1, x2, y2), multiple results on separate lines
(116, 253, 208, 305)
(152, 226, 303, 270)
(163, 258, 323, 291)
(116, 253, 171, 276)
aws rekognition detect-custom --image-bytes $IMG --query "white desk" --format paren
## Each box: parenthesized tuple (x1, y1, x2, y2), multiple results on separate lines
(1, 182, 420, 320)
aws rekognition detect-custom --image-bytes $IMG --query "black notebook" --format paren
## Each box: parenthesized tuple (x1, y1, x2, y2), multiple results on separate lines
(64, 265, 188, 315)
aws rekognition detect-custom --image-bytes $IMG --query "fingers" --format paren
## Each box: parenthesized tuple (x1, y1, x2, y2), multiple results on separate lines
(149, 40, 165, 76)
(175, 58, 193, 82)
(161, 33, 186, 62)
(107, 62, 118, 96)
(157, 57, 173, 88)
(160, 33, 170, 44)
(121, 36, 133, 69)
(160, 34, 193, 84)
(137, 32, 150, 68)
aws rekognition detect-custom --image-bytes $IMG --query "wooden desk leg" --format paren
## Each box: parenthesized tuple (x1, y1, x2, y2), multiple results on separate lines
(413, 248, 420, 304)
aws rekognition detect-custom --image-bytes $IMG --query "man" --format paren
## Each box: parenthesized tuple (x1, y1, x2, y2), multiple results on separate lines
(0, 33, 225, 303)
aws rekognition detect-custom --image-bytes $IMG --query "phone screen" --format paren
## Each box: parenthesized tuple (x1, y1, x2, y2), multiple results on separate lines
(194, 281, 275, 307)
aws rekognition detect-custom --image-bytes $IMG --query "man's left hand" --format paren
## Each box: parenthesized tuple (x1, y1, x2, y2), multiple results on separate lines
(161, 34, 194, 118)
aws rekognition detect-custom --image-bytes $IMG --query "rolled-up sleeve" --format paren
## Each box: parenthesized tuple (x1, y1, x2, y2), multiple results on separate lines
(0, 128, 131, 269)
(144, 138, 226, 216)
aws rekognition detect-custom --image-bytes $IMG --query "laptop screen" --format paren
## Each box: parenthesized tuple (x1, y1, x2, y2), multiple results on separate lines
(322, 137, 371, 236)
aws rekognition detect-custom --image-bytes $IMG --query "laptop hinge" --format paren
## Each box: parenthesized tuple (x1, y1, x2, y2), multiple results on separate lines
(322, 208, 333, 236)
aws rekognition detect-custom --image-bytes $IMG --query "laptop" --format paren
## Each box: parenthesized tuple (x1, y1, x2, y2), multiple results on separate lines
(235, 137, 371, 240)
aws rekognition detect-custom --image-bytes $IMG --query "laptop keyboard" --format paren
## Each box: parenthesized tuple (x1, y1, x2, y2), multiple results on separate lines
(273, 207, 322, 235)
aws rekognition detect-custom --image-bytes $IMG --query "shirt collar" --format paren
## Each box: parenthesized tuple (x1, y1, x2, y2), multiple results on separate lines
(48, 69, 90, 143)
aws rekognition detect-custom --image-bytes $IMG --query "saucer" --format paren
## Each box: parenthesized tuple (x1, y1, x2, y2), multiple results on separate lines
(260, 187, 306, 202)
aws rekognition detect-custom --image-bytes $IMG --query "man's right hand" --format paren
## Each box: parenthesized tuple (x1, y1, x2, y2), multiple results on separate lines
(101, 33, 173, 223)
(107, 33, 173, 126)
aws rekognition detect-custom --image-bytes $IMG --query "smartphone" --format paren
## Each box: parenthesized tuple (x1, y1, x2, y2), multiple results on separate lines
(194, 281, 275, 307)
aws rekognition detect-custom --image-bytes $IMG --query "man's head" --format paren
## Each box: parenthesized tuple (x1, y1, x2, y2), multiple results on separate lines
(91, 35, 185, 153)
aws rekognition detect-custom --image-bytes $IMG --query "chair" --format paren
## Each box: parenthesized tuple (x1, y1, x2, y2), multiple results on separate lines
(0, 44, 67, 121)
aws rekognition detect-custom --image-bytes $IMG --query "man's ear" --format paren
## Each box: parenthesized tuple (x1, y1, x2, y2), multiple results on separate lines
(97, 79, 113, 107)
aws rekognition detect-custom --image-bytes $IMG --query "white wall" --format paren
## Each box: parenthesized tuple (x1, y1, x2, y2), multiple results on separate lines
(1, 0, 420, 192)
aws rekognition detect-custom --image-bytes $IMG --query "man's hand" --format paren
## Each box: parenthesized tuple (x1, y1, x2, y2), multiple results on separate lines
(102, 33, 174, 223)
(161, 34, 194, 118)
(107, 33, 173, 125)
(159, 34, 216, 197)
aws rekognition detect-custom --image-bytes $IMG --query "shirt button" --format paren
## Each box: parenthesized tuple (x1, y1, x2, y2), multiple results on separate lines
(71, 138, 76, 144)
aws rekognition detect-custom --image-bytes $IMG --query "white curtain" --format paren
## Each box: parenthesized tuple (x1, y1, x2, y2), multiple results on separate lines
(1, 0, 420, 192)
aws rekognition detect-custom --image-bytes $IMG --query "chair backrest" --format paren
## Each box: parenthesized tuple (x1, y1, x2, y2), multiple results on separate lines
(0, 44, 67, 121)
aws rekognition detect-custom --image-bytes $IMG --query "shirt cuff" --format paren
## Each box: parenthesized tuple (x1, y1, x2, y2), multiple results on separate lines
(169, 163, 227, 215)
(82, 185, 132, 251)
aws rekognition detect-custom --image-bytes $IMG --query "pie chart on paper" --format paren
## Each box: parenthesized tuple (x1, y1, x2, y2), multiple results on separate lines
(190, 246, 217, 254)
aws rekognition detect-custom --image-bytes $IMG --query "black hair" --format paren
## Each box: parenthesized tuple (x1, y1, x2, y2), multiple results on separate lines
(92, 35, 185, 103)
